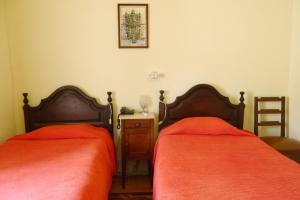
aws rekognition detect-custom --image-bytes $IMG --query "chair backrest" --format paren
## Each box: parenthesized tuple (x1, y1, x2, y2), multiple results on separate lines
(254, 97, 285, 137)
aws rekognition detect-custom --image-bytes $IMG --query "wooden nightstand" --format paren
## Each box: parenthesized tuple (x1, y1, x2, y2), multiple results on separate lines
(120, 113, 154, 188)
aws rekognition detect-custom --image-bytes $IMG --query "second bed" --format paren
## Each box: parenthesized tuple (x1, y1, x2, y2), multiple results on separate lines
(154, 84, 300, 200)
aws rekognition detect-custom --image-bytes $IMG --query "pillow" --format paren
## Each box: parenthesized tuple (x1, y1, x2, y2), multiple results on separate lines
(160, 117, 254, 136)
(10, 124, 111, 140)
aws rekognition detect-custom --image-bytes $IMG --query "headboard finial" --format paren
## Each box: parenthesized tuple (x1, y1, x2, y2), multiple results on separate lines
(240, 91, 245, 104)
(23, 93, 29, 105)
(159, 90, 165, 102)
(107, 91, 112, 103)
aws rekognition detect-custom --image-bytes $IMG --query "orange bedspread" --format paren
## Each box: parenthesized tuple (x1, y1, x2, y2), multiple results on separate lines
(0, 125, 115, 200)
(153, 118, 300, 200)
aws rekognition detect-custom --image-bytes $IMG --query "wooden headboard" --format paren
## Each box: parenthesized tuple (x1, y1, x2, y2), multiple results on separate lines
(158, 84, 245, 131)
(23, 85, 114, 136)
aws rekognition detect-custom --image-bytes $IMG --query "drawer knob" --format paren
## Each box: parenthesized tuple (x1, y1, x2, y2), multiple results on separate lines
(135, 123, 141, 127)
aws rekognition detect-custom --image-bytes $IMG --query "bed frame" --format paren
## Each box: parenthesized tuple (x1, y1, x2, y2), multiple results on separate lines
(22, 85, 114, 136)
(158, 84, 245, 131)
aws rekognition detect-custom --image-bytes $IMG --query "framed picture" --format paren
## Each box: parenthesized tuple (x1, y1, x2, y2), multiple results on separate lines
(118, 4, 149, 48)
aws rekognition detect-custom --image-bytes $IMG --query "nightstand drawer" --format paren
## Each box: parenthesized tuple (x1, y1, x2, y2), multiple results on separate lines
(125, 128, 149, 135)
(124, 119, 151, 129)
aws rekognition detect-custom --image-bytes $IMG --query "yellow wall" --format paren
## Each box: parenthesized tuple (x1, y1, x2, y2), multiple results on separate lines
(4, 0, 293, 140)
(289, 0, 300, 140)
(0, 0, 15, 141)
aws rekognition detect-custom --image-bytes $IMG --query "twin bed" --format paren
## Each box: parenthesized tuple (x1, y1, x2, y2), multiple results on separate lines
(0, 86, 115, 200)
(154, 84, 300, 200)
(1, 84, 300, 200)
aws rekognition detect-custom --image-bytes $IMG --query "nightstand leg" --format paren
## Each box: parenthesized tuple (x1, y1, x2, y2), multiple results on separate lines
(148, 160, 153, 185)
(147, 160, 153, 175)
(122, 158, 126, 188)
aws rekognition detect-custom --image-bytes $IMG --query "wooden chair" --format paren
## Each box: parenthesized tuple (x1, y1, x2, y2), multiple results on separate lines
(254, 96, 300, 163)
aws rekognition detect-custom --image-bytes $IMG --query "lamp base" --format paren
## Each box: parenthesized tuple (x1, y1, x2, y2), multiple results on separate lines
(141, 111, 149, 116)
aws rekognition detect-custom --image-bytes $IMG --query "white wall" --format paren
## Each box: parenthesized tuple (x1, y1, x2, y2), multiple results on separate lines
(0, 0, 15, 141)
(5, 0, 293, 137)
(289, 0, 300, 140)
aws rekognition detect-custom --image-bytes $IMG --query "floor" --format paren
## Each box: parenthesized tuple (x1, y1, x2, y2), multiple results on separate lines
(109, 176, 152, 200)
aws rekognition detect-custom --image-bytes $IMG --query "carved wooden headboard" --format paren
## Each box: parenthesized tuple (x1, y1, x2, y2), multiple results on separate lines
(23, 85, 114, 136)
(158, 84, 245, 131)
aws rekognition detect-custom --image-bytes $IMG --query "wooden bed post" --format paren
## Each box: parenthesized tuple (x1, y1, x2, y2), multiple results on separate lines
(239, 91, 245, 104)
(159, 90, 165, 102)
(238, 91, 245, 129)
(159, 90, 166, 127)
(107, 91, 113, 136)
(107, 91, 112, 103)
(23, 93, 30, 132)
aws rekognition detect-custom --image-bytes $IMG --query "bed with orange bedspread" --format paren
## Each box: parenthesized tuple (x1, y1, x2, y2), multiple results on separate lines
(0, 86, 116, 200)
(0, 125, 115, 200)
(155, 84, 300, 199)
(153, 117, 300, 200)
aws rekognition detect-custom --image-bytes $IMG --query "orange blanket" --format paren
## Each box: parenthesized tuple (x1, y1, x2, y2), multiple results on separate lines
(153, 118, 300, 200)
(0, 125, 115, 200)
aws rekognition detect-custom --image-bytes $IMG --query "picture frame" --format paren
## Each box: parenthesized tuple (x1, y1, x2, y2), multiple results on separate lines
(118, 4, 149, 48)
